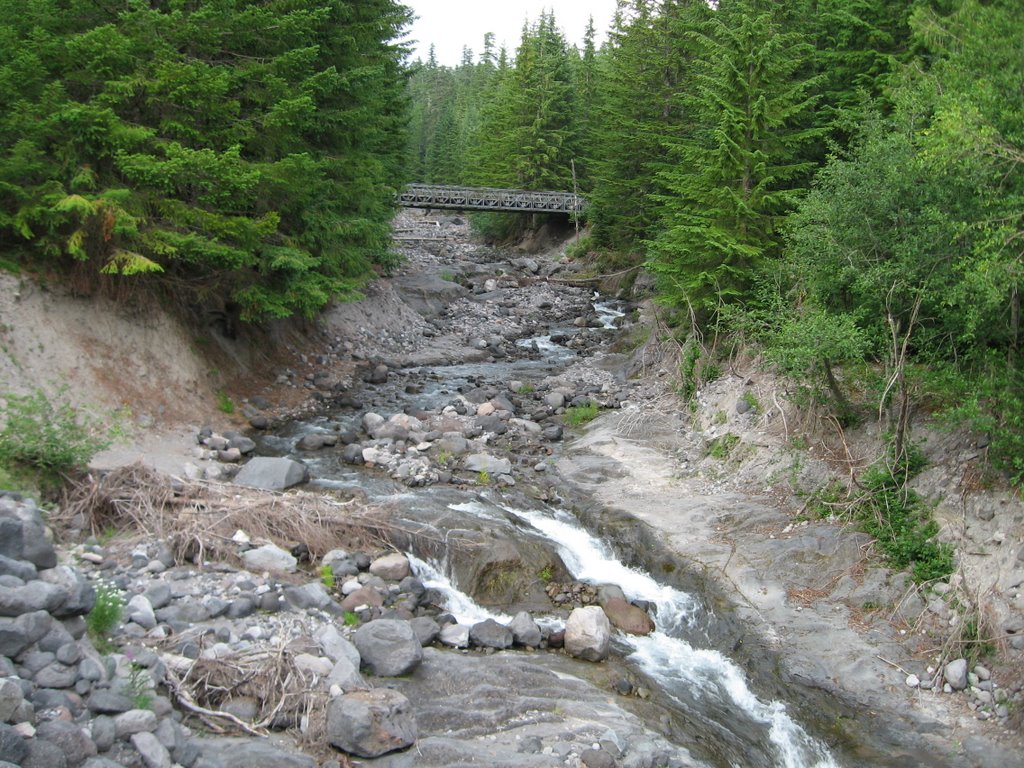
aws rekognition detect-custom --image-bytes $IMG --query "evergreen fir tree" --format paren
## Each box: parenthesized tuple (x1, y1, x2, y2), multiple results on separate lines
(647, 0, 822, 316)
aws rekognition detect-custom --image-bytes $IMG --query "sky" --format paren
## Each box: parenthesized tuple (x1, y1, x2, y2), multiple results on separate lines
(402, 1, 619, 67)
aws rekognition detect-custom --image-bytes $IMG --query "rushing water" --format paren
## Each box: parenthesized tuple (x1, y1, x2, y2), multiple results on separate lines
(278, 289, 847, 767)
(405, 497, 841, 768)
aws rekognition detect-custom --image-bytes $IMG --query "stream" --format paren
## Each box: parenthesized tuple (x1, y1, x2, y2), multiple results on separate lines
(255, 224, 862, 767)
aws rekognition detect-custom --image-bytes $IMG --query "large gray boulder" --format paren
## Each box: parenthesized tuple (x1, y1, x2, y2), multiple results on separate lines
(602, 597, 655, 636)
(393, 272, 469, 318)
(508, 611, 542, 647)
(0, 581, 66, 617)
(463, 453, 512, 476)
(368, 552, 411, 581)
(468, 619, 513, 650)
(327, 688, 417, 758)
(240, 544, 297, 574)
(233, 457, 309, 490)
(353, 620, 423, 677)
(564, 606, 611, 662)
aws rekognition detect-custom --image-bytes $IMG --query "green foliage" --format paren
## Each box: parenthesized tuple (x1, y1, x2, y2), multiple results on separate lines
(708, 433, 740, 460)
(0, 389, 118, 476)
(515, 383, 534, 394)
(677, 341, 721, 402)
(343, 611, 360, 627)
(564, 235, 593, 260)
(126, 661, 153, 710)
(215, 390, 235, 415)
(564, 402, 599, 426)
(538, 565, 554, 584)
(87, 581, 123, 647)
(647, 0, 823, 317)
(476, 469, 491, 485)
(807, 480, 847, 518)
(837, 439, 953, 583)
(740, 392, 760, 414)
(0, 0, 412, 321)
(319, 564, 335, 590)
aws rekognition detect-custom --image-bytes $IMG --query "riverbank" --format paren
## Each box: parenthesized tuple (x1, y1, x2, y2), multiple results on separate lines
(3, 209, 1022, 767)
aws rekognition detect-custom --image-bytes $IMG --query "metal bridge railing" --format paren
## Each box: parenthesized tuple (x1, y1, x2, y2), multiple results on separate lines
(398, 184, 586, 214)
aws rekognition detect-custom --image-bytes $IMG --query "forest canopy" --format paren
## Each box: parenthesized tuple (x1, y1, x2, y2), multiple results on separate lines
(0, 0, 412, 321)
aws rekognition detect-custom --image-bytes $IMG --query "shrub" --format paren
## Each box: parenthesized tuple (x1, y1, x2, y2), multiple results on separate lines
(215, 390, 235, 414)
(708, 433, 740, 459)
(87, 581, 124, 647)
(319, 564, 335, 589)
(564, 402, 599, 426)
(0, 388, 118, 475)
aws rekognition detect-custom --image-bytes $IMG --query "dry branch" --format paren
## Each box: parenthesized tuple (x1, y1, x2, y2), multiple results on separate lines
(55, 463, 394, 565)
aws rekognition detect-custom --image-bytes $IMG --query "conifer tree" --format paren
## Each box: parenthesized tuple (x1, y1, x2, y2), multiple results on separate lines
(647, 0, 821, 316)
(587, 1, 704, 250)
(0, 0, 412, 321)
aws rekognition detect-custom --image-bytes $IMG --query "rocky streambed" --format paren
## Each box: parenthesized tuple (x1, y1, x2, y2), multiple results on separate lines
(5, 210, 1023, 768)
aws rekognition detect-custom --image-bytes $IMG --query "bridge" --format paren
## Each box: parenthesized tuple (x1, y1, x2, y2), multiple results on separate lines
(398, 184, 586, 214)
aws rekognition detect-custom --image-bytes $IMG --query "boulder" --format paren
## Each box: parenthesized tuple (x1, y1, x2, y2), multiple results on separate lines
(544, 392, 566, 409)
(327, 655, 368, 693)
(368, 553, 411, 581)
(0, 581, 66, 617)
(240, 544, 297, 573)
(409, 616, 440, 646)
(341, 444, 364, 465)
(463, 453, 512, 476)
(314, 625, 361, 666)
(327, 688, 417, 758)
(602, 597, 655, 636)
(131, 731, 171, 768)
(564, 606, 611, 662)
(35, 720, 98, 765)
(469, 618, 513, 649)
(0, 724, 27, 766)
(283, 582, 332, 611)
(295, 433, 337, 451)
(39, 565, 96, 617)
(340, 585, 385, 612)
(353, 620, 423, 677)
(438, 623, 470, 648)
(233, 457, 309, 491)
(508, 611, 542, 647)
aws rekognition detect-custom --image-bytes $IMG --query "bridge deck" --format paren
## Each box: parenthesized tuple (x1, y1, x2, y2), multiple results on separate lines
(399, 184, 585, 214)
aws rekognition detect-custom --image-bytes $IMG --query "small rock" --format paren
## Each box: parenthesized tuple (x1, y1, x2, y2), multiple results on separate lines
(131, 731, 172, 768)
(944, 658, 969, 691)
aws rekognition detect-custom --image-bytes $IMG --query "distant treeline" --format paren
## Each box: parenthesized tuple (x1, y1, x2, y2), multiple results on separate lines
(407, 0, 1024, 483)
